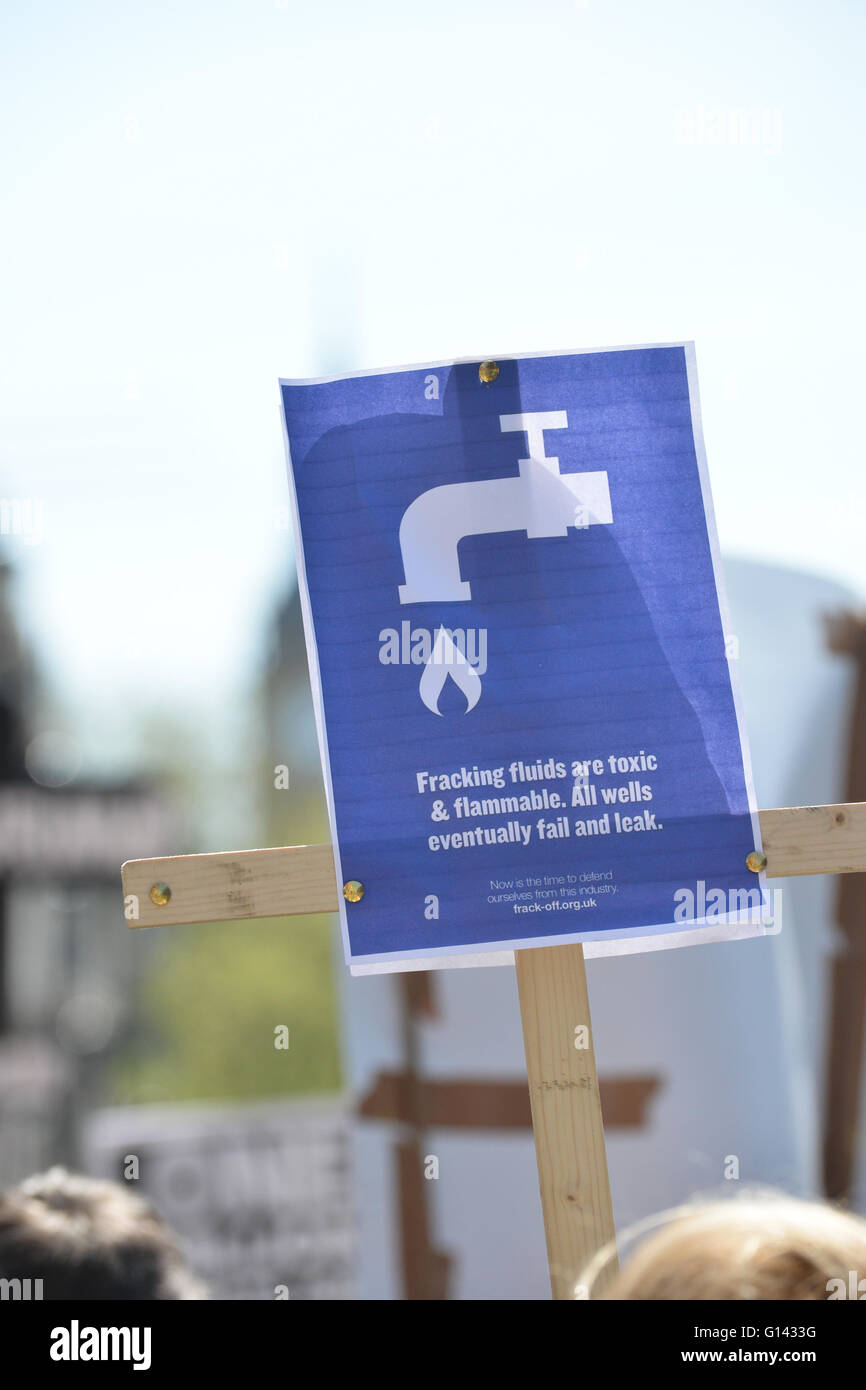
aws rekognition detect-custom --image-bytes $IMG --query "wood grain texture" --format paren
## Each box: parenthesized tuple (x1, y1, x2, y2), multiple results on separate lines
(121, 803, 866, 929)
(515, 942, 617, 1300)
(758, 803, 866, 877)
(122, 843, 339, 927)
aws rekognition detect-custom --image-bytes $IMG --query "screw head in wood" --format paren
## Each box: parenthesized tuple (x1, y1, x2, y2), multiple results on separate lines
(149, 882, 172, 906)
(745, 851, 767, 873)
(478, 360, 499, 386)
(343, 880, 365, 903)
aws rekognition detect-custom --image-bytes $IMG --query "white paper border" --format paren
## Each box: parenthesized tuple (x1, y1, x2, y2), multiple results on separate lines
(278, 342, 767, 974)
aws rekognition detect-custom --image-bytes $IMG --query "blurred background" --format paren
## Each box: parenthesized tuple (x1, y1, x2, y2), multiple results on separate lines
(0, 0, 864, 1298)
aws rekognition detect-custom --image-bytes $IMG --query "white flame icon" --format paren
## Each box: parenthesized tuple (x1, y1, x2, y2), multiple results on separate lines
(418, 627, 482, 715)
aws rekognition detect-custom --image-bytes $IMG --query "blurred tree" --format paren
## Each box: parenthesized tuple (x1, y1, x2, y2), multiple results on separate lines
(111, 909, 341, 1103)
(111, 583, 344, 1104)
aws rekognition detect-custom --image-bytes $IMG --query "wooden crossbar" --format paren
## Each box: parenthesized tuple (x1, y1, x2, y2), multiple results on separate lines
(121, 803, 866, 929)
(120, 800, 866, 1301)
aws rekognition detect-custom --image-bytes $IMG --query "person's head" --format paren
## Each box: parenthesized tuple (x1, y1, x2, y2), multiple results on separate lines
(583, 1193, 866, 1300)
(0, 1167, 205, 1299)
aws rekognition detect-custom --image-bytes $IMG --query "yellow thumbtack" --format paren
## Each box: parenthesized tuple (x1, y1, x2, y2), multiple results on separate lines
(479, 360, 499, 386)
(149, 882, 172, 906)
(746, 851, 767, 873)
(343, 880, 365, 903)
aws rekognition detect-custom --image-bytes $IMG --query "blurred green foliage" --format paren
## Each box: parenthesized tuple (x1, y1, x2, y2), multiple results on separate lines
(108, 677, 344, 1105)
(111, 911, 342, 1103)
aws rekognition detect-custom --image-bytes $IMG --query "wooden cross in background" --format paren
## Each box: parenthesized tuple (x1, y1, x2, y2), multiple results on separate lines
(123, 800, 866, 1300)
(359, 970, 661, 1300)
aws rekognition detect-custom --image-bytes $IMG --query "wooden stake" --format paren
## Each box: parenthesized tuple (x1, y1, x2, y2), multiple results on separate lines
(515, 942, 615, 1300)
(120, 800, 866, 1301)
(822, 612, 866, 1201)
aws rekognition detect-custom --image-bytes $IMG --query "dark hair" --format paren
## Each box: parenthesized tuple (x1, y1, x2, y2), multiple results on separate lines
(0, 1167, 205, 1300)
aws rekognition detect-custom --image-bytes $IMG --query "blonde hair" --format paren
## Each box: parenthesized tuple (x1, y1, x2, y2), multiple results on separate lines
(579, 1192, 866, 1301)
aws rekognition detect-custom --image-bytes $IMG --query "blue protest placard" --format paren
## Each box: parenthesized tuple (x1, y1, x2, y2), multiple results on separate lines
(280, 344, 767, 972)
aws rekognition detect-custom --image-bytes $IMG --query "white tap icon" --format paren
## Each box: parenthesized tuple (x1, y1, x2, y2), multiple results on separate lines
(398, 411, 613, 604)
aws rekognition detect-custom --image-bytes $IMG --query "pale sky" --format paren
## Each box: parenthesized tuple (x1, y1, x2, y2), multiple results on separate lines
(1, 0, 864, 777)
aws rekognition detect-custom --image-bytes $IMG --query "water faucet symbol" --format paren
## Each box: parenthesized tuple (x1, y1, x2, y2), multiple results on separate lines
(397, 411, 613, 605)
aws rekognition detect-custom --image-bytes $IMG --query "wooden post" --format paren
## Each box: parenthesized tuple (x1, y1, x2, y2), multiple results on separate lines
(515, 943, 615, 1299)
(823, 612, 866, 1201)
(121, 801, 866, 1300)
